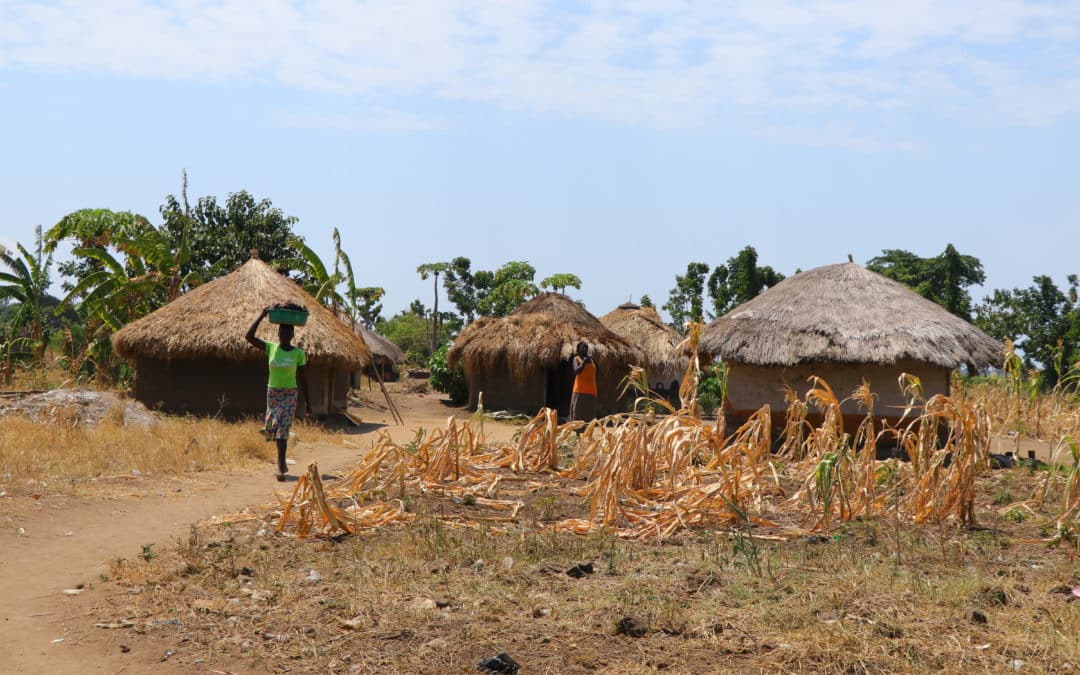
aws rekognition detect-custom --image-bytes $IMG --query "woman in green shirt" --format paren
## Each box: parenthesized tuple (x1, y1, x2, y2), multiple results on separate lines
(246, 305, 310, 481)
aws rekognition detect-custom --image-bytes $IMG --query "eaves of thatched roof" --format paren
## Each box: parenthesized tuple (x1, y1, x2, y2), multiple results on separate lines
(699, 262, 1002, 370)
(113, 258, 372, 370)
(352, 322, 407, 366)
(447, 293, 643, 380)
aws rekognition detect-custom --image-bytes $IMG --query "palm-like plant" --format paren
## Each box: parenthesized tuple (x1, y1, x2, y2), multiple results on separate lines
(59, 225, 202, 330)
(0, 225, 55, 377)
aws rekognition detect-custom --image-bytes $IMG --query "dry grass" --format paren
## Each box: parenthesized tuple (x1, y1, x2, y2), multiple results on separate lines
(85, 360, 1080, 673)
(101, 474, 1080, 674)
(0, 410, 335, 494)
(962, 377, 1080, 441)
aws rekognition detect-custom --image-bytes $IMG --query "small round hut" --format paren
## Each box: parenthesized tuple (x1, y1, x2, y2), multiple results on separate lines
(699, 262, 1002, 429)
(600, 302, 688, 400)
(113, 257, 372, 416)
(349, 320, 407, 381)
(447, 293, 643, 417)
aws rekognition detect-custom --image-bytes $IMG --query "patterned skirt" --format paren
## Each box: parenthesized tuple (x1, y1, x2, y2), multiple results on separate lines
(265, 387, 298, 440)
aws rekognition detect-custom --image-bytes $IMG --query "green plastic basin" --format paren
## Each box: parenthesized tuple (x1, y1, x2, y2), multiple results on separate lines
(268, 308, 309, 326)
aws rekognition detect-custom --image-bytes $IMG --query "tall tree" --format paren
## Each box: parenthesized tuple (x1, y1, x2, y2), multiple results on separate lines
(417, 262, 451, 351)
(975, 274, 1080, 386)
(539, 273, 582, 295)
(160, 189, 299, 279)
(706, 246, 784, 317)
(354, 287, 385, 328)
(477, 261, 538, 317)
(663, 262, 710, 333)
(867, 244, 985, 320)
(0, 225, 55, 364)
(443, 256, 481, 323)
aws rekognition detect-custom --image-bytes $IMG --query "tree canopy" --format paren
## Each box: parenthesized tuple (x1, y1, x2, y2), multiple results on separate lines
(539, 273, 582, 295)
(867, 244, 985, 321)
(707, 246, 784, 317)
(975, 274, 1080, 386)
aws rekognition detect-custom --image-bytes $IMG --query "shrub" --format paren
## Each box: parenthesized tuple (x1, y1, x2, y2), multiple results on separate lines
(428, 344, 468, 404)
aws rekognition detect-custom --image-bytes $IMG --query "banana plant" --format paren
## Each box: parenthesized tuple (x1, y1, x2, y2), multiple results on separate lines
(0, 225, 54, 366)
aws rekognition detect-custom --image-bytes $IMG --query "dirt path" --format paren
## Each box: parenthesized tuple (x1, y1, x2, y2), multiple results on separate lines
(0, 392, 518, 674)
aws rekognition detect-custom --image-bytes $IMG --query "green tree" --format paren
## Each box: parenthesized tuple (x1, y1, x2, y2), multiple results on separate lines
(57, 224, 202, 330)
(975, 275, 1080, 387)
(354, 287, 385, 328)
(378, 312, 431, 363)
(639, 294, 654, 309)
(867, 244, 985, 320)
(160, 189, 299, 279)
(706, 246, 784, 317)
(663, 262, 710, 333)
(417, 262, 451, 352)
(443, 256, 482, 323)
(0, 225, 55, 366)
(45, 208, 154, 290)
(539, 273, 582, 295)
(477, 261, 538, 317)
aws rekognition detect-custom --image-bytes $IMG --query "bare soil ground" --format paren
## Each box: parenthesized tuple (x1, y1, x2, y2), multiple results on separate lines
(0, 387, 518, 674)
(1, 384, 1077, 674)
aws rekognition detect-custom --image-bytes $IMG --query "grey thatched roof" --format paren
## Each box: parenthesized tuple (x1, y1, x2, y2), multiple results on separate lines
(447, 293, 643, 380)
(113, 258, 372, 370)
(353, 323, 407, 367)
(699, 262, 1002, 370)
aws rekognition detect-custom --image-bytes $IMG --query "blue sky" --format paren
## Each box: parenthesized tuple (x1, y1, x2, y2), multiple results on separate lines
(2, 0, 1078, 320)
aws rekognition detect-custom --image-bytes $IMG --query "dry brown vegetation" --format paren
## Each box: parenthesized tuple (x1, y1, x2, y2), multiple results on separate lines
(0, 409, 335, 494)
(99, 469, 1078, 674)
(89, 371, 1080, 673)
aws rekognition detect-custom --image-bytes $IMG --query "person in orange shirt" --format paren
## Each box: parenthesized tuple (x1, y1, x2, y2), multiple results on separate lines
(570, 341, 598, 422)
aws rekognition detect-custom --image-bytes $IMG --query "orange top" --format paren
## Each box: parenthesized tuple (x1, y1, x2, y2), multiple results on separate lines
(573, 358, 597, 396)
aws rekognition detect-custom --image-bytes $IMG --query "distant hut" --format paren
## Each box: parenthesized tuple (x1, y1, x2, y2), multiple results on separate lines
(448, 293, 643, 417)
(113, 257, 372, 416)
(347, 319, 407, 382)
(699, 262, 1002, 430)
(600, 302, 688, 400)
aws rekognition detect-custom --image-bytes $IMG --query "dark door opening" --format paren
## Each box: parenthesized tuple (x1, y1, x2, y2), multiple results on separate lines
(544, 359, 576, 419)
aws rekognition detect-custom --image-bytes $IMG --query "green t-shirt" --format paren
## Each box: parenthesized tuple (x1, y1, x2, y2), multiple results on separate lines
(264, 341, 306, 389)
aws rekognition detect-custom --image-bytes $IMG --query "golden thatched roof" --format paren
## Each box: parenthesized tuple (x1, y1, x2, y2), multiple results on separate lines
(447, 293, 643, 380)
(700, 262, 1002, 370)
(600, 302, 688, 383)
(113, 258, 372, 370)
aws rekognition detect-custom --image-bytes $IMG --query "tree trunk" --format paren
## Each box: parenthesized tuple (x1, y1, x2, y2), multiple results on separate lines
(431, 273, 440, 353)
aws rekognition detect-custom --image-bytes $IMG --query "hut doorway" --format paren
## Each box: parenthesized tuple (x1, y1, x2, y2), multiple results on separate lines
(544, 360, 576, 418)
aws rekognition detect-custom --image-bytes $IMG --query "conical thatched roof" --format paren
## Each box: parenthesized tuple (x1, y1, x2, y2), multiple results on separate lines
(448, 293, 643, 379)
(600, 302, 688, 383)
(699, 262, 1002, 370)
(353, 322, 407, 367)
(113, 258, 372, 370)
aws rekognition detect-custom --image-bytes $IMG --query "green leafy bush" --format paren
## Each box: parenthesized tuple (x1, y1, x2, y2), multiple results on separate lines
(697, 361, 729, 417)
(428, 344, 468, 403)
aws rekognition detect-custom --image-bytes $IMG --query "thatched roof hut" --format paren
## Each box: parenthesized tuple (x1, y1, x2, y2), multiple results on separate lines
(699, 262, 1002, 427)
(600, 302, 688, 392)
(345, 319, 406, 380)
(113, 257, 372, 416)
(448, 293, 643, 416)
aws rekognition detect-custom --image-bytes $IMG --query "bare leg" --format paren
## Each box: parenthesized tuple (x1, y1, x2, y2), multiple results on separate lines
(275, 438, 288, 478)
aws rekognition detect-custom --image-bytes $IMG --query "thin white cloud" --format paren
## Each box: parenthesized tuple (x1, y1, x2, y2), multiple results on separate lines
(268, 109, 447, 133)
(2, 0, 1079, 145)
